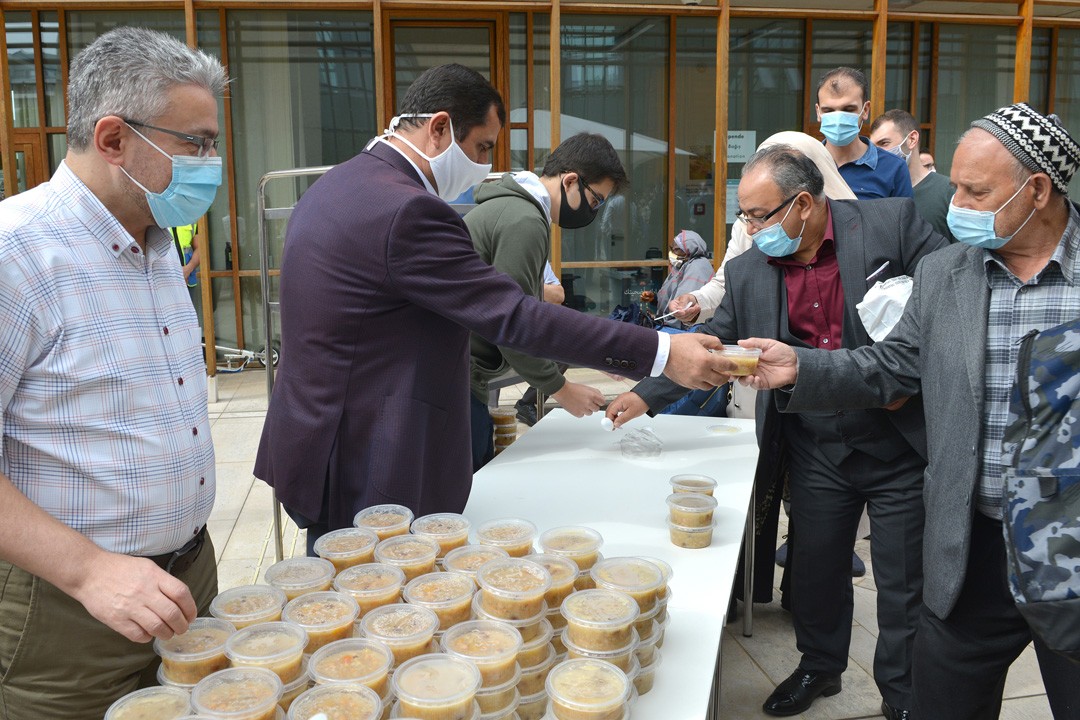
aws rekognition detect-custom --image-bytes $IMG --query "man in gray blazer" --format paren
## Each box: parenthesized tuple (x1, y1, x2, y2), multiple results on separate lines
(742, 103, 1080, 718)
(608, 145, 947, 718)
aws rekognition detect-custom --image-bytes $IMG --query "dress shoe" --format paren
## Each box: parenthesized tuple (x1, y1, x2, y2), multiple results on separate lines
(852, 552, 866, 577)
(762, 667, 842, 716)
(881, 700, 912, 719)
(775, 541, 789, 567)
(514, 401, 537, 427)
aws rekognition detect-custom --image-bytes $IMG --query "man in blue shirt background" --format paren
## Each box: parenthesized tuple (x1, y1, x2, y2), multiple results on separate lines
(816, 67, 913, 201)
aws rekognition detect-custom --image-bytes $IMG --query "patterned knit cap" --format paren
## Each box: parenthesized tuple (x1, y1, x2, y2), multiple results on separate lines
(971, 102, 1080, 195)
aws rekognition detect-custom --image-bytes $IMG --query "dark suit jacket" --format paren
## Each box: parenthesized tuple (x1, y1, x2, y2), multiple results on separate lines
(635, 198, 947, 494)
(254, 141, 658, 527)
(782, 203, 1080, 618)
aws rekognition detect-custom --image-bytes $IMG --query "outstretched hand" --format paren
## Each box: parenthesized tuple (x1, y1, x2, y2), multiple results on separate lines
(604, 391, 650, 429)
(737, 338, 799, 390)
(663, 333, 734, 390)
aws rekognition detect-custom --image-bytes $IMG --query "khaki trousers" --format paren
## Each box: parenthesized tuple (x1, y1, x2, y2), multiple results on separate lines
(0, 534, 217, 720)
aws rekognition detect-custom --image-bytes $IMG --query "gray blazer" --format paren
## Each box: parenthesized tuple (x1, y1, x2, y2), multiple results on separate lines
(636, 198, 945, 464)
(782, 239, 1003, 619)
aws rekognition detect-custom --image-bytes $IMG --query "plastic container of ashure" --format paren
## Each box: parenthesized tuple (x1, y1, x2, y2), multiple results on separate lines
(633, 651, 662, 696)
(560, 589, 638, 653)
(105, 686, 192, 720)
(515, 688, 547, 720)
(515, 618, 553, 669)
(211, 585, 288, 630)
(374, 535, 441, 582)
(471, 593, 547, 644)
(440, 619, 523, 687)
(355, 504, 415, 541)
(633, 618, 660, 666)
(278, 656, 311, 713)
(334, 563, 407, 616)
(286, 682, 383, 720)
(537, 527, 604, 572)
(358, 603, 441, 666)
(443, 545, 510, 586)
(545, 658, 631, 720)
(225, 621, 309, 683)
(667, 520, 713, 549)
(589, 557, 665, 615)
(403, 572, 476, 630)
(524, 554, 579, 610)
(475, 665, 521, 715)
(635, 556, 673, 602)
(475, 518, 538, 558)
(719, 345, 761, 376)
(665, 492, 718, 529)
(411, 514, 472, 558)
(560, 627, 639, 673)
(282, 591, 360, 653)
(668, 473, 717, 497)
(391, 653, 483, 720)
(191, 666, 284, 720)
(308, 636, 395, 696)
(477, 558, 552, 621)
(264, 557, 337, 601)
(155, 617, 236, 685)
(314, 527, 380, 573)
(515, 643, 556, 697)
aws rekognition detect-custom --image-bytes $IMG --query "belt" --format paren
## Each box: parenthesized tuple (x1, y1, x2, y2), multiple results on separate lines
(145, 527, 206, 576)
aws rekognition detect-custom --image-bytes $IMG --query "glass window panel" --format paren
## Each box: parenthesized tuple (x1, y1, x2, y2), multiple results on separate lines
(510, 14, 528, 114)
(885, 22, 913, 113)
(67, 10, 185, 54)
(227, 10, 376, 351)
(675, 17, 717, 256)
(393, 25, 491, 110)
(810, 20, 873, 132)
(934, 24, 1015, 178)
(534, 15, 551, 113)
(510, 128, 529, 171)
(47, 132, 66, 175)
(915, 24, 933, 126)
(41, 12, 64, 127)
(729, 18, 804, 144)
(6, 12, 38, 127)
(560, 266, 666, 317)
(195, 11, 233, 276)
(559, 15, 669, 317)
(1029, 28, 1051, 115)
(210, 277, 238, 349)
(1053, 29, 1080, 198)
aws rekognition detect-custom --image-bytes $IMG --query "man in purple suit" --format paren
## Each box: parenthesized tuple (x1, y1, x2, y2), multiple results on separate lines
(255, 64, 730, 552)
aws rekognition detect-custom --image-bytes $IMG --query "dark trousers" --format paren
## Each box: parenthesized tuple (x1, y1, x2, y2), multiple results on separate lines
(469, 394, 495, 472)
(786, 436, 925, 709)
(913, 511, 1080, 719)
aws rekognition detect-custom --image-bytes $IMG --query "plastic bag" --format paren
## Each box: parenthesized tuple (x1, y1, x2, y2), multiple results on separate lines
(857, 275, 913, 342)
(618, 427, 664, 458)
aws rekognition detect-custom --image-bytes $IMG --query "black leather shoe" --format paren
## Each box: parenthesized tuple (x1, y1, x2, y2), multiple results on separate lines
(881, 700, 912, 719)
(514, 401, 537, 427)
(762, 668, 842, 716)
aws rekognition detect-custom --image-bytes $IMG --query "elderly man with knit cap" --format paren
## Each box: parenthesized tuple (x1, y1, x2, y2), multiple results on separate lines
(736, 102, 1080, 719)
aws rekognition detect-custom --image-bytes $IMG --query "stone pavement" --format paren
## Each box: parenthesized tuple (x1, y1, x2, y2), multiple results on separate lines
(205, 367, 1051, 719)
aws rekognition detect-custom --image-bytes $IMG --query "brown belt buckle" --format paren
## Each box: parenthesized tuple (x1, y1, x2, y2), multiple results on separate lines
(164, 528, 205, 575)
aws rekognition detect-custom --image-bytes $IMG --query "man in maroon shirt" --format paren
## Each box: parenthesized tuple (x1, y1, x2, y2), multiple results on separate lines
(607, 145, 948, 719)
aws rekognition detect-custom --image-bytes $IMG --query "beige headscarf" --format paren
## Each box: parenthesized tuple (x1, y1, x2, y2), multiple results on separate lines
(756, 130, 857, 201)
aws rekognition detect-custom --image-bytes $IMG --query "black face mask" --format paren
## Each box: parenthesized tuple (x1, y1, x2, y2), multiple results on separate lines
(558, 178, 599, 229)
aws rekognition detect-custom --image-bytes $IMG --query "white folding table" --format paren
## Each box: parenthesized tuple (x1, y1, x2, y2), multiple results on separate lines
(464, 409, 759, 720)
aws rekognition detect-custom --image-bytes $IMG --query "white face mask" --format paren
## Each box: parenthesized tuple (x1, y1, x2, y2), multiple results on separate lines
(385, 113, 491, 202)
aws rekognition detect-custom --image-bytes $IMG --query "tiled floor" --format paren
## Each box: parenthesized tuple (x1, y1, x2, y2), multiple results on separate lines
(206, 367, 1051, 719)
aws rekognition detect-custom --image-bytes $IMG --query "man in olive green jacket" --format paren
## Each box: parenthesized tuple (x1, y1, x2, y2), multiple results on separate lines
(465, 132, 628, 468)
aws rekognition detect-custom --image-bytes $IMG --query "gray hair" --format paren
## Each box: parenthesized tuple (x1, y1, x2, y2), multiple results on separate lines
(67, 27, 227, 152)
(742, 144, 825, 200)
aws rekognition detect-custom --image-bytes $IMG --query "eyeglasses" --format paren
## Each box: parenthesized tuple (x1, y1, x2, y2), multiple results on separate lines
(123, 119, 219, 157)
(735, 193, 798, 229)
(580, 180, 607, 210)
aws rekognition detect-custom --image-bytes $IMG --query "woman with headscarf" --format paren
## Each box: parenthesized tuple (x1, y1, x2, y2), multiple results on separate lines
(655, 229, 715, 329)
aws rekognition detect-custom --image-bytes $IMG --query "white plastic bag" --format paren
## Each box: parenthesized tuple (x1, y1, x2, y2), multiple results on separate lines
(857, 275, 913, 342)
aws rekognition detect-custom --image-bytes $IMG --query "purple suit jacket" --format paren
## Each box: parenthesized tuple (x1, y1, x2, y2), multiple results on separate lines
(254, 141, 659, 528)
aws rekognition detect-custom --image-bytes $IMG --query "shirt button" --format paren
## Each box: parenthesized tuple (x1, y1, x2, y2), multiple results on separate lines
(178, 377, 184, 386)
(192, 427, 198, 436)
(1019, 287, 1028, 293)
(193, 528, 200, 536)
(131, 246, 140, 254)
(822, 338, 830, 344)
(112, 244, 120, 251)
(163, 326, 170, 335)
(199, 477, 206, 486)
(806, 265, 813, 271)
(813, 302, 820, 308)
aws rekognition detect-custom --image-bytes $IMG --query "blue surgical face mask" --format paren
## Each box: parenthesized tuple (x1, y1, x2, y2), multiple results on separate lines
(819, 111, 862, 147)
(752, 200, 805, 258)
(946, 177, 1036, 250)
(122, 124, 222, 228)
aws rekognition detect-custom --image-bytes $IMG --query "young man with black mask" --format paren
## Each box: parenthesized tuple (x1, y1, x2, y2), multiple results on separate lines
(464, 132, 628, 469)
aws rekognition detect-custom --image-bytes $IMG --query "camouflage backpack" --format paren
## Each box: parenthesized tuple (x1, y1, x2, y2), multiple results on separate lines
(1001, 317, 1080, 661)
